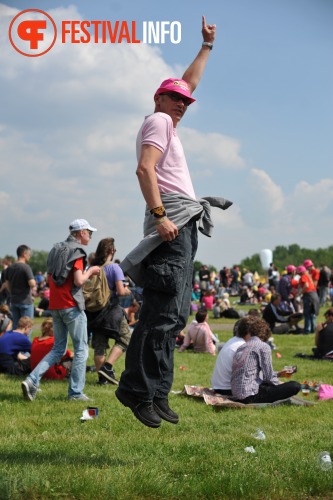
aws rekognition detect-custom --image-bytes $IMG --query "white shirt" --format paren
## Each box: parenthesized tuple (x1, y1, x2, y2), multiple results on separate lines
(211, 336, 245, 390)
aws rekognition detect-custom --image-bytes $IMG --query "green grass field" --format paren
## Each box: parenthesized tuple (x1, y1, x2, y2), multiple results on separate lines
(1, 311, 333, 499)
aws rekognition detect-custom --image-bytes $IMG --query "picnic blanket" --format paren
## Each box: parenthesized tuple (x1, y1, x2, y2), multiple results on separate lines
(182, 385, 316, 409)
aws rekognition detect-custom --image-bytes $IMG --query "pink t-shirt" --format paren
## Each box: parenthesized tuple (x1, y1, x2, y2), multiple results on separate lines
(202, 295, 214, 310)
(136, 112, 196, 199)
(178, 320, 215, 355)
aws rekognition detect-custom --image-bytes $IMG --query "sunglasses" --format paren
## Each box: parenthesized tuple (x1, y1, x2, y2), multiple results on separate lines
(159, 92, 192, 107)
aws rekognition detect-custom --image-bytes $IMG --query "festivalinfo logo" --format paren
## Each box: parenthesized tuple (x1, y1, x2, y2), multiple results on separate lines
(9, 9, 182, 57)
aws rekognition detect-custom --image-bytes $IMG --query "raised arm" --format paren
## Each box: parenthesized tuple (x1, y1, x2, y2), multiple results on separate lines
(182, 15, 216, 93)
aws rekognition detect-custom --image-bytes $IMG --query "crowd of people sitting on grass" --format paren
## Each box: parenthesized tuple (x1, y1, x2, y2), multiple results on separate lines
(0, 241, 333, 406)
(193, 261, 333, 333)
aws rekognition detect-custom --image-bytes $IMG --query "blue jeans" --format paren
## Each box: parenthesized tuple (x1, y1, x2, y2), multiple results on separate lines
(118, 218, 198, 402)
(318, 286, 329, 307)
(11, 303, 34, 330)
(303, 294, 316, 333)
(28, 307, 88, 397)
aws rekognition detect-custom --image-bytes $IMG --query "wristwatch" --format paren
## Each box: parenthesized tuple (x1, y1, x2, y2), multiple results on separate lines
(202, 42, 213, 50)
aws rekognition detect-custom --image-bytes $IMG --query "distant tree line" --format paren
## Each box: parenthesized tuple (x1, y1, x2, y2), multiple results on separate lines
(194, 244, 333, 276)
(240, 244, 333, 273)
(28, 250, 49, 275)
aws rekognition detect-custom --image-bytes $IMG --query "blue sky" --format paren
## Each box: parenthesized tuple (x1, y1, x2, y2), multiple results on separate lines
(0, 0, 332, 269)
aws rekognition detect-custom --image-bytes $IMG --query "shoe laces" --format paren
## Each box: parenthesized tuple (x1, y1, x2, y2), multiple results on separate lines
(138, 402, 155, 414)
(147, 403, 157, 415)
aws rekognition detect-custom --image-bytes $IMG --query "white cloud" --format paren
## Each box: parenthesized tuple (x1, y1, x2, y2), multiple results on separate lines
(194, 171, 333, 267)
(250, 168, 284, 213)
(293, 179, 333, 213)
(0, 3, 16, 15)
(210, 203, 245, 230)
(0, 191, 10, 206)
(180, 127, 246, 170)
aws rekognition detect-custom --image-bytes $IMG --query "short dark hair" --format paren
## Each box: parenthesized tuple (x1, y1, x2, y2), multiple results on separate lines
(195, 308, 208, 323)
(237, 316, 271, 341)
(16, 245, 30, 258)
(270, 293, 281, 303)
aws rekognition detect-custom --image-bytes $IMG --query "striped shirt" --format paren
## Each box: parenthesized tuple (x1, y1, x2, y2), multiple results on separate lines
(231, 336, 279, 400)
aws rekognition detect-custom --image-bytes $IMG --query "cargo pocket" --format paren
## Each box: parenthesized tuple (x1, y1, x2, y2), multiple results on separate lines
(144, 258, 185, 295)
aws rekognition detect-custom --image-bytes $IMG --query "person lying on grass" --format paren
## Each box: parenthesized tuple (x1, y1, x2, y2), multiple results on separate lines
(231, 316, 301, 404)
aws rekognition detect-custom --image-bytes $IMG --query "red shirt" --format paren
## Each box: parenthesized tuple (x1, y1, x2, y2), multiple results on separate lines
(30, 336, 72, 379)
(310, 268, 320, 284)
(49, 258, 84, 309)
(299, 273, 316, 293)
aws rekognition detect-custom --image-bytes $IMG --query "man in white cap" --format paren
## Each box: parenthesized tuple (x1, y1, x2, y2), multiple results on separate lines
(22, 219, 100, 401)
(117, 17, 232, 428)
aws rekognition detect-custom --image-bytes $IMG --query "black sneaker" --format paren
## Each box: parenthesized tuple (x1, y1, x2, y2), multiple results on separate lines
(98, 365, 119, 385)
(153, 397, 179, 424)
(97, 376, 110, 385)
(86, 365, 97, 373)
(115, 389, 161, 428)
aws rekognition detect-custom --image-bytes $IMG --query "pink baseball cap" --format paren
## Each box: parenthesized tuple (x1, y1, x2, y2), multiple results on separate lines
(303, 259, 314, 268)
(297, 265, 306, 274)
(286, 265, 296, 273)
(155, 78, 196, 104)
